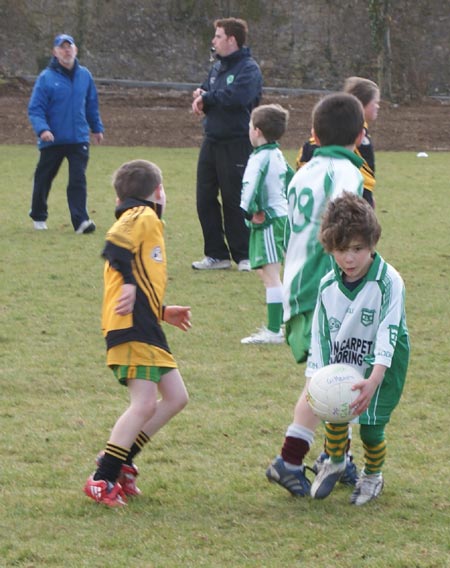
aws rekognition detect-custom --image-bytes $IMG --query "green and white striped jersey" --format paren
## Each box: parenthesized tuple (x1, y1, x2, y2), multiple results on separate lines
(306, 254, 410, 425)
(240, 142, 293, 228)
(283, 146, 364, 321)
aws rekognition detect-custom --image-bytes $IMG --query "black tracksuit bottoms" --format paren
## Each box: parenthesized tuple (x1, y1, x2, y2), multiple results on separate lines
(30, 143, 90, 231)
(196, 137, 251, 263)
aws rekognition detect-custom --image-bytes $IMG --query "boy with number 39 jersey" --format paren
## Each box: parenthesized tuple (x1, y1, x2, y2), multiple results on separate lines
(266, 94, 367, 500)
(283, 94, 364, 364)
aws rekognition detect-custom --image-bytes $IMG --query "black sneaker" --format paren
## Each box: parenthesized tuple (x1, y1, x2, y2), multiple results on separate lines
(76, 220, 96, 234)
(266, 456, 311, 496)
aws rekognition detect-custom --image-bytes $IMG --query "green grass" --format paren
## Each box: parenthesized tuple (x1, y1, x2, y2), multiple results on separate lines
(1, 146, 449, 567)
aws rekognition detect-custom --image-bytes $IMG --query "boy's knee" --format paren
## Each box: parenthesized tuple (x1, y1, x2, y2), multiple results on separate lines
(132, 399, 158, 422)
(177, 390, 189, 412)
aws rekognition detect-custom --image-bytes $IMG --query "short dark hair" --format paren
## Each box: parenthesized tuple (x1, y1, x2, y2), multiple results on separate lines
(313, 93, 364, 147)
(251, 104, 289, 142)
(343, 76, 380, 107)
(319, 192, 382, 252)
(112, 160, 162, 201)
(214, 18, 248, 47)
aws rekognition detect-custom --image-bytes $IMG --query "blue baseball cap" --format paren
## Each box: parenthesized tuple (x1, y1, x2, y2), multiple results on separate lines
(54, 34, 75, 47)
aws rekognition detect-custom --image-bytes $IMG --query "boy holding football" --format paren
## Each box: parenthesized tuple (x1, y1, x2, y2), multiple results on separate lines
(84, 159, 191, 507)
(240, 103, 293, 344)
(308, 192, 409, 504)
(266, 93, 366, 496)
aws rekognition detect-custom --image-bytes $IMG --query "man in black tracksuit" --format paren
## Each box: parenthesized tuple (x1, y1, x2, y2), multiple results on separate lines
(192, 18, 262, 271)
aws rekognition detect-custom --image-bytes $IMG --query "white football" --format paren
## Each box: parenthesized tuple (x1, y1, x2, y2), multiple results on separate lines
(307, 364, 362, 423)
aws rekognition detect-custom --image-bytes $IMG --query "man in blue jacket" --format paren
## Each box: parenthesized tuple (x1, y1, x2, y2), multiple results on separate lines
(192, 18, 262, 271)
(28, 34, 104, 233)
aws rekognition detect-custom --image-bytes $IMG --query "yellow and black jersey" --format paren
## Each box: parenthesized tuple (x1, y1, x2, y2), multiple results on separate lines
(295, 123, 376, 198)
(295, 136, 317, 170)
(355, 124, 375, 193)
(101, 198, 170, 353)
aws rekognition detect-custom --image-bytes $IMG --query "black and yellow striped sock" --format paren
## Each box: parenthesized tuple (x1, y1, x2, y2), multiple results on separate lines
(127, 431, 150, 465)
(94, 442, 129, 483)
(324, 423, 349, 463)
(363, 440, 387, 474)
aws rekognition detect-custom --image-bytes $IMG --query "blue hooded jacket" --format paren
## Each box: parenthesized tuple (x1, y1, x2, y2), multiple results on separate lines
(201, 47, 262, 141)
(28, 57, 104, 149)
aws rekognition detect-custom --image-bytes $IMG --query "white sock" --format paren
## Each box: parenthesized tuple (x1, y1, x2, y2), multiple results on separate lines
(266, 286, 283, 304)
(285, 423, 315, 446)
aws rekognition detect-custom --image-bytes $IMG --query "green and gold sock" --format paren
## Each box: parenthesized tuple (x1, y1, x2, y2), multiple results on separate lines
(363, 440, 387, 475)
(324, 423, 348, 463)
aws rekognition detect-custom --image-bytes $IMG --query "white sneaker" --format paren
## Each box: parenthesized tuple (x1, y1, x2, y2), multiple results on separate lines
(192, 257, 231, 270)
(33, 221, 48, 230)
(241, 327, 284, 344)
(310, 457, 346, 499)
(75, 219, 96, 234)
(350, 471, 384, 506)
(238, 259, 251, 271)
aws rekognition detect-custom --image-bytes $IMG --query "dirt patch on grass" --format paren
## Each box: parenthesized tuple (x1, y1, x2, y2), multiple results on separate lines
(2, 78, 449, 151)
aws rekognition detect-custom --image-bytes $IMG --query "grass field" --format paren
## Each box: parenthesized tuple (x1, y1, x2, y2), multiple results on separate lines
(1, 146, 449, 567)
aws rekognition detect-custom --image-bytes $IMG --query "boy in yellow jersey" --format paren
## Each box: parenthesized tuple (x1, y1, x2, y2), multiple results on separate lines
(84, 159, 191, 507)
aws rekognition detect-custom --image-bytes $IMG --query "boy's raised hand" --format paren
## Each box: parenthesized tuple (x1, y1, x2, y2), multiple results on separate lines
(163, 306, 192, 331)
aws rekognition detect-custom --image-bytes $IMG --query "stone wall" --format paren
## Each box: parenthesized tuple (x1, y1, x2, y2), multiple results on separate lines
(0, 0, 448, 99)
